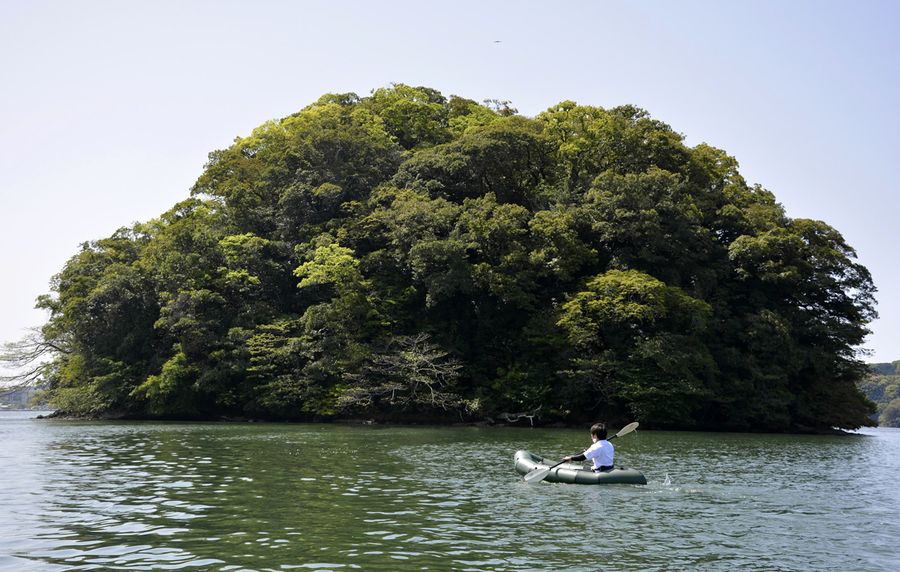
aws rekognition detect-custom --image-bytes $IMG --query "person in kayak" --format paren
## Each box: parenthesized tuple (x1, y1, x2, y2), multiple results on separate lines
(562, 422, 614, 472)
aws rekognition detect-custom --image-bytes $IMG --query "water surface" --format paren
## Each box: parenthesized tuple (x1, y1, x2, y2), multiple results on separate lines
(1, 411, 897, 571)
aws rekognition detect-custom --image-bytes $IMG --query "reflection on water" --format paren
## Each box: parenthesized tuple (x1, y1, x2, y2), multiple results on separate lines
(1, 412, 898, 571)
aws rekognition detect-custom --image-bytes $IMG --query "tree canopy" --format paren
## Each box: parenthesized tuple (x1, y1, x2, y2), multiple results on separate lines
(22, 84, 877, 431)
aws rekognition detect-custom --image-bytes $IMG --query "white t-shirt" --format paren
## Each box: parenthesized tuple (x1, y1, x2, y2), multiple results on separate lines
(583, 439, 614, 469)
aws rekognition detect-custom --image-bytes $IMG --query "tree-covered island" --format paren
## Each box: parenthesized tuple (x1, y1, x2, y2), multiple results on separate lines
(20, 85, 878, 431)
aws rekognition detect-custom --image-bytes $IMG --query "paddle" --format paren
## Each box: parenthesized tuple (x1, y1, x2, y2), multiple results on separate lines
(523, 422, 639, 483)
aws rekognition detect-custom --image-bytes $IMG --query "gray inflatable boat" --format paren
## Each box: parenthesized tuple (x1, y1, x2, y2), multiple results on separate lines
(515, 450, 647, 485)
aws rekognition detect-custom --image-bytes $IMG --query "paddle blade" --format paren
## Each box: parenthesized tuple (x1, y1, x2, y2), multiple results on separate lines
(523, 467, 551, 483)
(610, 421, 639, 440)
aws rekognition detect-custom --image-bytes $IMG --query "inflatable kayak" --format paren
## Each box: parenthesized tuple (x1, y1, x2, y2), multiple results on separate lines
(514, 450, 647, 485)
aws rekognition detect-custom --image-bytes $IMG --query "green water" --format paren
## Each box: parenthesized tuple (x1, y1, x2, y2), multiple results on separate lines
(1, 411, 898, 571)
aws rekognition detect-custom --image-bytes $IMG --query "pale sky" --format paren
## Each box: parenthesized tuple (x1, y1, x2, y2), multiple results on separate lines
(1, 0, 898, 364)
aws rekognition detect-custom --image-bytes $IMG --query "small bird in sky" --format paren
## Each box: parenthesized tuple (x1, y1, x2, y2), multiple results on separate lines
(494, 40, 501, 43)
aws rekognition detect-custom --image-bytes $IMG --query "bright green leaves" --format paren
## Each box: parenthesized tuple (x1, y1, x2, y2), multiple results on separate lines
(559, 269, 711, 350)
(294, 242, 365, 293)
(560, 270, 671, 342)
(293, 240, 376, 332)
(448, 96, 503, 137)
(131, 350, 198, 415)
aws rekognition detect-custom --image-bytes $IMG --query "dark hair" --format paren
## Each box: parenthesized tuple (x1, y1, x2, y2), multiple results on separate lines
(590, 422, 608, 440)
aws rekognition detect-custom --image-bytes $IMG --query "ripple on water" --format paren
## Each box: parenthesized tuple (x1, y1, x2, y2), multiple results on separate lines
(2, 418, 900, 571)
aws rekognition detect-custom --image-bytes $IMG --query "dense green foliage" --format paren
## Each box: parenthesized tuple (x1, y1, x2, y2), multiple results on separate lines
(33, 85, 877, 430)
(859, 362, 900, 427)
